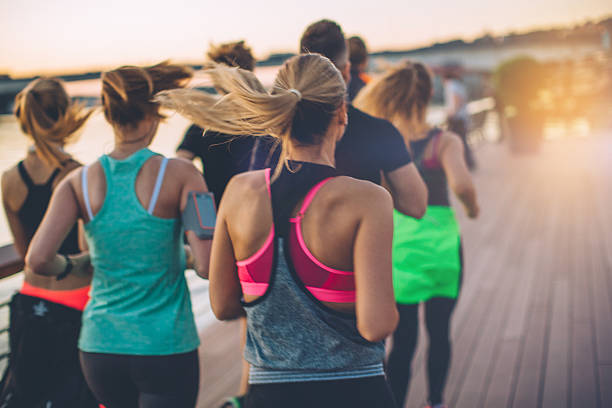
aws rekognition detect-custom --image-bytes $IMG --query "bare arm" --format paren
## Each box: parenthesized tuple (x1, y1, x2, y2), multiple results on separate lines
(440, 133, 479, 218)
(353, 185, 399, 342)
(384, 163, 428, 219)
(178, 160, 212, 278)
(25, 177, 90, 276)
(208, 179, 244, 320)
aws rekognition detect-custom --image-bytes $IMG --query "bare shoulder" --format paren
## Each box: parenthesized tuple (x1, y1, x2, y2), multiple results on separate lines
(165, 157, 201, 178)
(1, 165, 19, 193)
(327, 176, 392, 211)
(58, 165, 83, 192)
(439, 130, 464, 154)
(225, 170, 268, 196)
(1, 166, 24, 209)
(64, 160, 101, 191)
(55, 159, 82, 187)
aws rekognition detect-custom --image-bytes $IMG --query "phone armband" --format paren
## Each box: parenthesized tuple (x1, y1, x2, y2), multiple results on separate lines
(182, 191, 217, 239)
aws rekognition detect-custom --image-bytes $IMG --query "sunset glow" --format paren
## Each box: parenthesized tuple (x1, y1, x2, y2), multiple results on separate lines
(1, 0, 611, 77)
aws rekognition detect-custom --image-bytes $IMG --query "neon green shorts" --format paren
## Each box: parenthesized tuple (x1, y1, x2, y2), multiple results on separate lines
(392, 206, 461, 304)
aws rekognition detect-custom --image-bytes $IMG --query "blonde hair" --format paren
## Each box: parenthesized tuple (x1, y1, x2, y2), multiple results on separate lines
(102, 61, 193, 128)
(354, 61, 432, 130)
(156, 54, 346, 170)
(14, 78, 93, 167)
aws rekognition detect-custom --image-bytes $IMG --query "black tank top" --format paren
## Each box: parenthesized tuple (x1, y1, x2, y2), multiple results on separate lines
(16, 161, 80, 255)
(409, 128, 450, 207)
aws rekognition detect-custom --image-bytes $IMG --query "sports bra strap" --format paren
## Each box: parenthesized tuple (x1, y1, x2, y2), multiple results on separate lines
(81, 165, 94, 221)
(44, 168, 61, 187)
(423, 129, 443, 169)
(264, 168, 271, 197)
(298, 177, 334, 216)
(17, 161, 34, 188)
(147, 157, 169, 215)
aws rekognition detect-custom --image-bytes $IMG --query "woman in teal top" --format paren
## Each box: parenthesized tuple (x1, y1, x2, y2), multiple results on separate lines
(26, 62, 212, 408)
(354, 62, 479, 408)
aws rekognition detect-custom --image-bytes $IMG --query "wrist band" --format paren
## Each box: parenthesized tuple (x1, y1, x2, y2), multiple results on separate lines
(56, 254, 73, 281)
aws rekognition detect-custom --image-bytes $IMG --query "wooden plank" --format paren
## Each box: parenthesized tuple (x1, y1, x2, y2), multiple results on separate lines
(511, 169, 562, 408)
(0, 244, 22, 279)
(590, 226, 612, 367)
(454, 173, 540, 408)
(541, 280, 570, 408)
(483, 243, 540, 408)
(599, 365, 612, 408)
(570, 180, 599, 408)
(443, 151, 526, 407)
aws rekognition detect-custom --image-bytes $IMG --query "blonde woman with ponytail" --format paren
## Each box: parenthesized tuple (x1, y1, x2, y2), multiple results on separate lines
(26, 62, 211, 408)
(0, 78, 100, 407)
(355, 62, 479, 408)
(157, 54, 399, 408)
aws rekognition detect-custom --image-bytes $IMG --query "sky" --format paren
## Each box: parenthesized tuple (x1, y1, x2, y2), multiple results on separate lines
(1, 0, 611, 77)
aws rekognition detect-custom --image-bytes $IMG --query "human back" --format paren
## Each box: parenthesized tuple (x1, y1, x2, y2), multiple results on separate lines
(222, 168, 390, 314)
(77, 148, 200, 355)
(1, 77, 92, 291)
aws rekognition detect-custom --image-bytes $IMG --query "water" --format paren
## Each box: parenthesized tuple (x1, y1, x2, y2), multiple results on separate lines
(0, 112, 193, 246)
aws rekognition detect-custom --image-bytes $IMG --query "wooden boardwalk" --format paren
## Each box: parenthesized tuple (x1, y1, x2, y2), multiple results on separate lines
(194, 132, 612, 408)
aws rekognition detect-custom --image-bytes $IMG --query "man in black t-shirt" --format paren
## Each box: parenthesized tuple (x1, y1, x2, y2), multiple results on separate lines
(176, 41, 280, 206)
(254, 20, 427, 217)
(177, 127, 277, 207)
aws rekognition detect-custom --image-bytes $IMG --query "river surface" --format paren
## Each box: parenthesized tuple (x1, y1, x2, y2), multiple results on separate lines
(0, 112, 193, 246)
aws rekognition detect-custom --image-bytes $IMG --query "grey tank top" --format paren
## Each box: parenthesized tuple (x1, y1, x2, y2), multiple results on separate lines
(243, 164, 385, 384)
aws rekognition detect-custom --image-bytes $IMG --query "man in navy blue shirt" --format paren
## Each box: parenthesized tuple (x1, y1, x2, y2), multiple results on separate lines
(255, 20, 427, 218)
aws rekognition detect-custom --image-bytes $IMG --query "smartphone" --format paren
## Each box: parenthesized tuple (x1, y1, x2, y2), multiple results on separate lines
(182, 191, 217, 239)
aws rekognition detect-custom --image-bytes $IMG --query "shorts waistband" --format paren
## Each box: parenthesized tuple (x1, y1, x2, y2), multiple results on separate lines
(248, 363, 384, 384)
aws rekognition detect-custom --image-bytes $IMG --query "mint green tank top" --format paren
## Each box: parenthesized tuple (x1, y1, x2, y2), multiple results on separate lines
(79, 148, 200, 355)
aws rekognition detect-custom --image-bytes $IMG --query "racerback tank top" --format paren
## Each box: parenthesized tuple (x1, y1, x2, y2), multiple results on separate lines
(409, 128, 450, 207)
(243, 162, 385, 384)
(16, 161, 80, 255)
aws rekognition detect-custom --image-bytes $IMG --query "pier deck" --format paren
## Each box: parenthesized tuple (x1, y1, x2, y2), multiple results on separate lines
(194, 133, 612, 408)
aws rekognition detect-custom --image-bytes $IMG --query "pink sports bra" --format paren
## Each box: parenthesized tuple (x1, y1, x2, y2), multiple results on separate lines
(237, 168, 356, 303)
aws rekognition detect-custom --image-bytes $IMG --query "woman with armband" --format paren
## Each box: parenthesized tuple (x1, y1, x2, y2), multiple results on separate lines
(25, 62, 212, 408)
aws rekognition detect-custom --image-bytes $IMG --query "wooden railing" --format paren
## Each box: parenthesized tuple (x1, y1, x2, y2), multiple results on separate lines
(0, 244, 21, 362)
(0, 244, 23, 280)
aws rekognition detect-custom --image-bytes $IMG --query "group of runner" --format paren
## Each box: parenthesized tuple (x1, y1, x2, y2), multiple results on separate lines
(0, 18, 478, 408)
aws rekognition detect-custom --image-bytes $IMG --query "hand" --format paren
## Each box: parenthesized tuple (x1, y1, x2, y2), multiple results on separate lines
(70, 252, 92, 278)
(184, 245, 195, 270)
(467, 203, 480, 219)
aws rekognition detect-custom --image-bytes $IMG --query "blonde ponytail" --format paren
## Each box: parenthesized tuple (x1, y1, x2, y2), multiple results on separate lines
(14, 78, 93, 167)
(156, 53, 345, 153)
